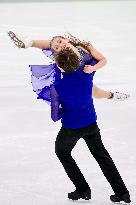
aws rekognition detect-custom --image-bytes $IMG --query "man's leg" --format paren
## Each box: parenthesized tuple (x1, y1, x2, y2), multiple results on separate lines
(55, 127, 90, 194)
(83, 127, 129, 197)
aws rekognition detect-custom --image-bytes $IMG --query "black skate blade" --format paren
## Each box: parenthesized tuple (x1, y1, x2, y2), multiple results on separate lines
(112, 201, 131, 204)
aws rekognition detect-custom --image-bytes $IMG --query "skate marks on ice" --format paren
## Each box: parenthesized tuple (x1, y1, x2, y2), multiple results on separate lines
(67, 199, 131, 205)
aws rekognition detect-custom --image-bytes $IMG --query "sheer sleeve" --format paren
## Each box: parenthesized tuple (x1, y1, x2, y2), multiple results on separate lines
(42, 48, 55, 61)
(50, 85, 62, 122)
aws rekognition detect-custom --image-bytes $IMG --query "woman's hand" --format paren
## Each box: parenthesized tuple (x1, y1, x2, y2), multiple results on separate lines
(83, 65, 95, 73)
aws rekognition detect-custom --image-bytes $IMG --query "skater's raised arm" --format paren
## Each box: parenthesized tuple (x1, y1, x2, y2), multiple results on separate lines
(89, 44, 107, 67)
(32, 40, 51, 49)
(83, 44, 107, 74)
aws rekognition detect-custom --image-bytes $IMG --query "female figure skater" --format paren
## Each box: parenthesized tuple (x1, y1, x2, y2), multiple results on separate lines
(7, 31, 130, 105)
(51, 47, 131, 203)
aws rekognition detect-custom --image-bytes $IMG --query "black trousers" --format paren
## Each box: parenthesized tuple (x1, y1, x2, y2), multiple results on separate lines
(55, 122, 129, 196)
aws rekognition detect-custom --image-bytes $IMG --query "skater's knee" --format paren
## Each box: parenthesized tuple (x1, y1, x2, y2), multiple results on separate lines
(55, 146, 71, 161)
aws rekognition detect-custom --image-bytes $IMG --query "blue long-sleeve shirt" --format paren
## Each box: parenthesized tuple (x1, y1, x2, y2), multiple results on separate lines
(50, 47, 98, 129)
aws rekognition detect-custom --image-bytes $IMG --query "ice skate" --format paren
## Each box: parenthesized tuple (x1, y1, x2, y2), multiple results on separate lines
(68, 189, 91, 201)
(110, 192, 131, 204)
(7, 31, 33, 48)
(110, 92, 130, 101)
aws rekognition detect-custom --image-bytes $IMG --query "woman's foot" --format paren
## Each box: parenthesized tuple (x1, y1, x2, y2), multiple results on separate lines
(7, 31, 33, 48)
(109, 92, 130, 101)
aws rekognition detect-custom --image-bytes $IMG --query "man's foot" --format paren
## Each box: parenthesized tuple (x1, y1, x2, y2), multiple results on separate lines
(110, 192, 131, 204)
(7, 31, 33, 48)
(109, 92, 130, 101)
(68, 189, 91, 201)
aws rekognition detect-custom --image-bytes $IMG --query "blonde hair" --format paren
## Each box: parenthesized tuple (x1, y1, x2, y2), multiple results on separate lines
(65, 33, 92, 53)
(50, 33, 92, 54)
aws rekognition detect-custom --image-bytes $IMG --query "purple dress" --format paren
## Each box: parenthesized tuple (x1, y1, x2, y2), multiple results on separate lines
(29, 47, 98, 120)
(29, 49, 61, 105)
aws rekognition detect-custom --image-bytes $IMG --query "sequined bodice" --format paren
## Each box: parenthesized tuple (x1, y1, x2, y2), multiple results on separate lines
(76, 47, 98, 68)
(77, 47, 94, 67)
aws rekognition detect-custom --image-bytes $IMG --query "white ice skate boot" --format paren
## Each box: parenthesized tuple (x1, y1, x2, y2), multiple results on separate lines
(110, 92, 130, 101)
(7, 31, 33, 48)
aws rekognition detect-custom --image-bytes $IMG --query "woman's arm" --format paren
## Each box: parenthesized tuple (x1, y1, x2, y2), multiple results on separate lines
(84, 44, 107, 73)
(89, 44, 107, 67)
(32, 40, 51, 49)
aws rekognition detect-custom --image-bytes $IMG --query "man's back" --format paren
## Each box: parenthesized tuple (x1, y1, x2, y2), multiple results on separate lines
(54, 69, 97, 129)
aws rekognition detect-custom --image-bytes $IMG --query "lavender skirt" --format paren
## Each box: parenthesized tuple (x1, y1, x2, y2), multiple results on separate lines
(29, 49, 61, 105)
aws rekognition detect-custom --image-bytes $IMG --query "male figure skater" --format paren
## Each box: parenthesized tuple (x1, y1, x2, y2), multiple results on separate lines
(50, 47, 131, 204)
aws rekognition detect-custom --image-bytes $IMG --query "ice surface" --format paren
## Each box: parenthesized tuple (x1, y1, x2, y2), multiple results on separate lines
(0, 1, 136, 204)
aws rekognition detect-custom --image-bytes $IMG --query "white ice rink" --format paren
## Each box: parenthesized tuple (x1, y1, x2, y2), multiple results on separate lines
(0, 1, 136, 204)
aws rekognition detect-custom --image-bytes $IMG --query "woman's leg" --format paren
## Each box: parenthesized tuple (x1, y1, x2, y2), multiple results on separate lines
(92, 84, 130, 100)
(8, 31, 50, 49)
(92, 84, 112, 99)
(55, 127, 90, 194)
